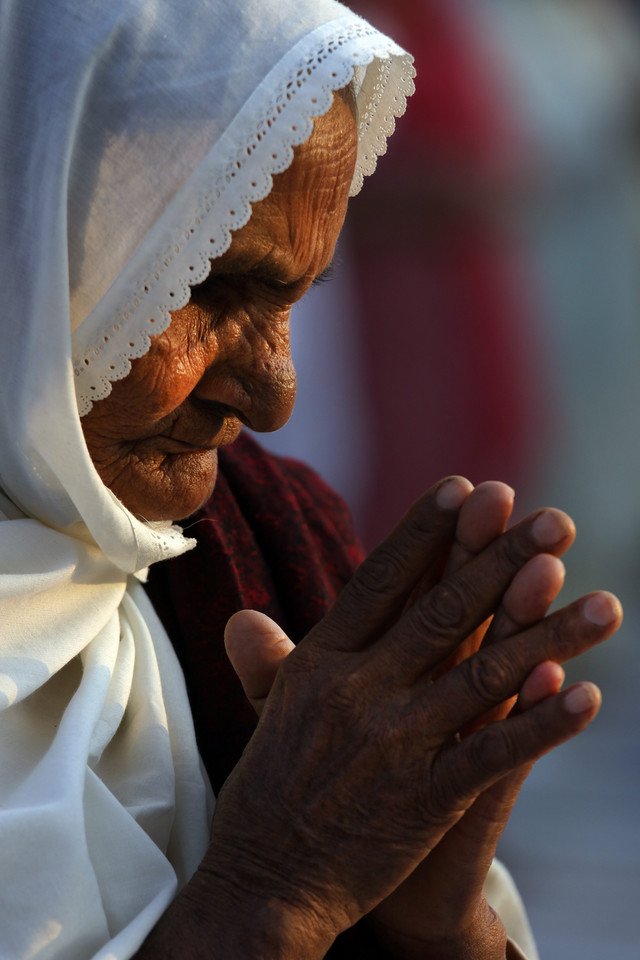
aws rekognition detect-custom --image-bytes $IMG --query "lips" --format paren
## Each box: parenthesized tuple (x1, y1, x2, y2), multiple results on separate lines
(155, 415, 243, 454)
(158, 437, 217, 453)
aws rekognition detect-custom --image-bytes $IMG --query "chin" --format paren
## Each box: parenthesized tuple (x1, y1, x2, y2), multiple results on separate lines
(118, 449, 219, 523)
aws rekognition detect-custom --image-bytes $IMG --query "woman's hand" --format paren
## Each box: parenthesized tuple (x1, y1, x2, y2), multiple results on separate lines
(214, 480, 620, 955)
(224, 482, 575, 957)
(138, 477, 621, 959)
(366, 482, 569, 958)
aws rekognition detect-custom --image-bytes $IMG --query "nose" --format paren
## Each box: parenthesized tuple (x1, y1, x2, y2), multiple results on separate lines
(239, 348, 297, 432)
(194, 326, 297, 433)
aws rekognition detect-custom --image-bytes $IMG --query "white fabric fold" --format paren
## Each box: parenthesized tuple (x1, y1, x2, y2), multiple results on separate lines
(0, 551, 213, 958)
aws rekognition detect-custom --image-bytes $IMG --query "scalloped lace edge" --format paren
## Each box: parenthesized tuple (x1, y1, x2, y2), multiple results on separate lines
(73, 17, 415, 416)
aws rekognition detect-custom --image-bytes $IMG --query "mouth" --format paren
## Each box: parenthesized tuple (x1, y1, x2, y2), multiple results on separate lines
(155, 416, 243, 455)
(159, 437, 218, 453)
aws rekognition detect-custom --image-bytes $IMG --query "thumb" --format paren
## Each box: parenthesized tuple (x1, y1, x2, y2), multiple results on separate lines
(224, 609, 295, 716)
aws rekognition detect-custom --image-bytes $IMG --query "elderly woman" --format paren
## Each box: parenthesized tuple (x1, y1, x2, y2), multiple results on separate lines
(0, 1, 621, 958)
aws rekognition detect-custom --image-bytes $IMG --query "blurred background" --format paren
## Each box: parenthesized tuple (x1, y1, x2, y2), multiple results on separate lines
(263, 0, 640, 955)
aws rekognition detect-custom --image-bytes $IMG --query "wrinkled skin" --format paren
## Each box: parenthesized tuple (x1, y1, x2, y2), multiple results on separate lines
(80, 94, 623, 958)
(136, 479, 621, 960)
(82, 93, 357, 521)
(224, 481, 574, 956)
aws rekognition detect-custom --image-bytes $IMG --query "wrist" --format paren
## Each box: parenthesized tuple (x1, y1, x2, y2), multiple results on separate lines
(135, 848, 341, 960)
(191, 841, 343, 960)
(194, 867, 333, 959)
(369, 898, 507, 960)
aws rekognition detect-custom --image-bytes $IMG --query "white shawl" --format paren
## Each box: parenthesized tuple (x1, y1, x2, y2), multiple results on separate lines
(0, 2, 413, 957)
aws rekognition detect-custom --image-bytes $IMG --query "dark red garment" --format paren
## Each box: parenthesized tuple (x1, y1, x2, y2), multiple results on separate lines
(145, 431, 365, 796)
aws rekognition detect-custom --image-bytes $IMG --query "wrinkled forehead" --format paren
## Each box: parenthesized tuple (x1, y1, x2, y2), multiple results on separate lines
(258, 90, 358, 216)
(210, 92, 358, 283)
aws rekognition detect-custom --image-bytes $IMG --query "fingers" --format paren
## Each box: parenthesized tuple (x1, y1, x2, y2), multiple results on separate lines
(311, 476, 474, 651)
(437, 680, 602, 807)
(517, 660, 565, 711)
(430, 591, 621, 735)
(454, 663, 566, 836)
(224, 610, 294, 716)
(380, 507, 576, 678)
(484, 552, 566, 647)
(428, 482, 516, 674)
(456, 557, 567, 729)
(444, 481, 515, 575)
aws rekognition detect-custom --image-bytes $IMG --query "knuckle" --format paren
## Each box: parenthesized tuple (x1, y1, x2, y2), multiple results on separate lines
(404, 498, 449, 540)
(416, 579, 469, 636)
(322, 667, 369, 720)
(323, 683, 356, 718)
(351, 546, 407, 600)
(463, 649, 514, 708)
(468, 723, 518, 778)
(494, 529, 533, 574)
(419, 774, 461, 827)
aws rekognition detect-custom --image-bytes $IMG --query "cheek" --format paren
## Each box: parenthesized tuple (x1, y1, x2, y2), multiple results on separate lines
(125, 339, 211, 421)
(82, 351, 206, 453)
(153, 352, 206, 411)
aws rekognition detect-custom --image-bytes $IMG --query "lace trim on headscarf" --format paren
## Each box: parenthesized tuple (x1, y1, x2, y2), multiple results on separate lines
(72, 17, 415, 415)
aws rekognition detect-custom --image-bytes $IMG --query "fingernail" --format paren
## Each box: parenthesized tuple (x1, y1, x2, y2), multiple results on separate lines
(531, 511, 568, 547)
(583, 592, 621, 626)
(481, 481, 515, 503)
(437, 478, 472, 510)
(564, 683, 601, 714)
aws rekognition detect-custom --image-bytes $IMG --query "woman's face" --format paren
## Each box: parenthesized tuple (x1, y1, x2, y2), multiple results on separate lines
(82, 94, 357, 521)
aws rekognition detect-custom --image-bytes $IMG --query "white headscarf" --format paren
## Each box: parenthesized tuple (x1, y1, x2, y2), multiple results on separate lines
(0, 1, 413, 957)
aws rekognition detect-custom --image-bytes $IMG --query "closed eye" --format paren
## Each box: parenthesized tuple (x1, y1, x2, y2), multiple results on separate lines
(311, 261, 336, 287)
(191, 258, 337, 305)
